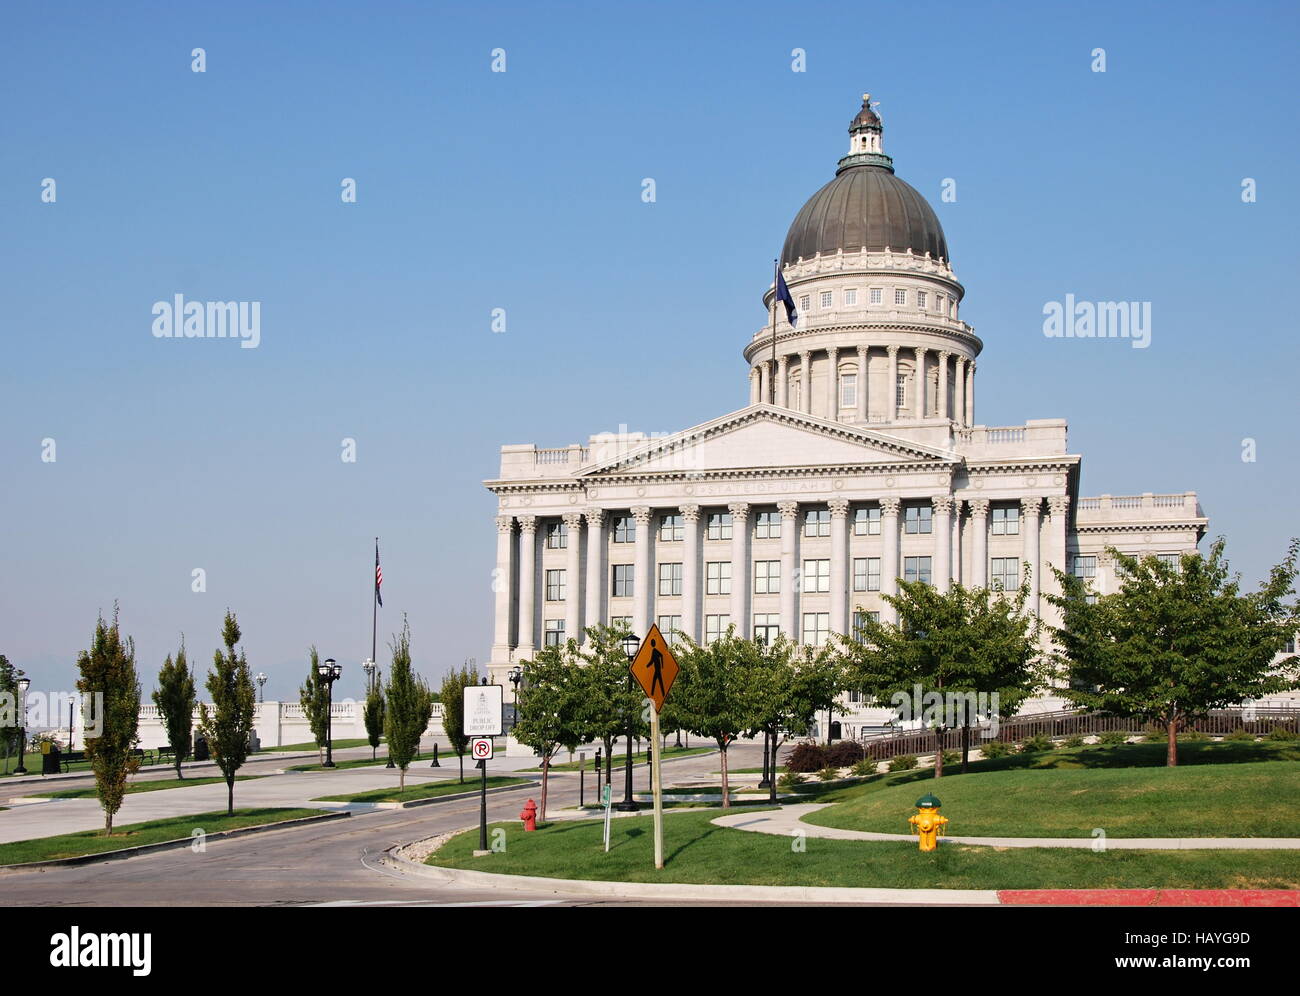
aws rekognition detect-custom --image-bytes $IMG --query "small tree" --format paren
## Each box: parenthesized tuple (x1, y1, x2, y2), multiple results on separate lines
(153, 639, 196, 779)
(672, 627, 754, 808)
(577, 624, 645, 791)
(298, 647, 330, 764)
(75, 607, 141, 834)
(363, 680, 385, 761)
(197, 611, 257, 815)
(513, 644, 590, 820)
(1049, 539, 1299, 766)
(439, 660, 479, 783)
(0, 654, 18, 772)
(384, 618, 433, 791)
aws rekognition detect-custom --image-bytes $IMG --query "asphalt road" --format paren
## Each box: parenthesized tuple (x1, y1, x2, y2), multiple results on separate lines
(0, 744, 768, 907)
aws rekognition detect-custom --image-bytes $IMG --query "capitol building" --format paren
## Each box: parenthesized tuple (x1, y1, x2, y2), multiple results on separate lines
(484, 95, 1208, 732)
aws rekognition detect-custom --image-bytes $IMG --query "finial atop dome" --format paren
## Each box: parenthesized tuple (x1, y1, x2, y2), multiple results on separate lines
(847, 92, 885, 163)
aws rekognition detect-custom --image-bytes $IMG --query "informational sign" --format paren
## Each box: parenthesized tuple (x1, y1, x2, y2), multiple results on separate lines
(630, 623, 679, 712)
(464, 683, 504, 736)
(471, 737, 494, 761)
(602, 783, 613, 852)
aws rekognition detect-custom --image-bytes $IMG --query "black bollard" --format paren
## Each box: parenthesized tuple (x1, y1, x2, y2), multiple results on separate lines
(430, 743, 440, 768)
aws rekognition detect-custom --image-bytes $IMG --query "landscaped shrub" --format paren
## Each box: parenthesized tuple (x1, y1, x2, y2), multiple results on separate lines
(1267, 725, 1297, 741)
(1019, 733, 1054, 753)
(888, 754, 918, 772)
(940, 750, 960, 767)
(817, 766, 840, 782)
(1224, 728, 1256, 742)
(1142, 724, 1167, 742)
(826, 740, 866, 767)
(1183, 729, 1208, 741)
(1097, 730, 1129, 747)
(850, 758, 876, 777)
(1062, 735, 1085, 748)
(979, 739, 1011, 759)
(785, 742, 827, 773)
(777, 771, 806, 789)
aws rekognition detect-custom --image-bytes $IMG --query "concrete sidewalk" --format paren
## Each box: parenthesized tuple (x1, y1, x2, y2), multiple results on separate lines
(712, 804, 1300, 850)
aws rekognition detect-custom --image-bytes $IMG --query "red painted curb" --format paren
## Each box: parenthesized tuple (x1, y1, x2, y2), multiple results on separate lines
(999, 889, 1300, 907)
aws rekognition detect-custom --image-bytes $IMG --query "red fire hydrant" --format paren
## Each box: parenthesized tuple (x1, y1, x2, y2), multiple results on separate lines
(520, 799, 538, 832)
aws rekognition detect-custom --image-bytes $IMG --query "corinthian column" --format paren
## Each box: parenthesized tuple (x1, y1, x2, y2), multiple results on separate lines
(880, 497, 901, 624)
(680, 504, 701, 643)
(886, 345, 899, 421)
(728, 502, 750, 638)
(1021, 496, 1042, 618)
(856, 346, 869, 422)
(914, 346, 927, 417)
(563, 512, 584, 644)
(932, 495, 953, 593)
(954, 357, 967, 427)
(776, 354, 789, 408)
(829, 499, 850, 636)
(965, 361, 976, 425)
(800, 351, 812, 415)
(749, 368, 760, 405)
(583, 508, 605, 640)
(631, 506, 652, 635)
(778, 500, 799, 641)
(938, 351, 951, 421)
(517, 515, 538, 657)
(950, 499, 963, 586)
(969, 499, 989, 588)
(491, 515, 515, 660)
(826, 347, 839, 420)
(1043, 495, 1071, 631)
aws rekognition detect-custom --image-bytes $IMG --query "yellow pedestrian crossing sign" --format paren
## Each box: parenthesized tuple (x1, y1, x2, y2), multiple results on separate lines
(630, 624, 678, 712)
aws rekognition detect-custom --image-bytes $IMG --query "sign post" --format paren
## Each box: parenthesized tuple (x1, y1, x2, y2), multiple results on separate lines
(601, 782, 613, 852)
(629, 624, 679, 870)
(464, 684, 503, 855)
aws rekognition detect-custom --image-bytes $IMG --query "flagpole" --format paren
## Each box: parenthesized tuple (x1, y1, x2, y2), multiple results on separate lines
(770, 258, 778, 404)
(371, 537, 379, 672)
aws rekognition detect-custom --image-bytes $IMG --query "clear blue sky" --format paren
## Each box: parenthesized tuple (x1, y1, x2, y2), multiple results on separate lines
(2, 0, 1297, 704)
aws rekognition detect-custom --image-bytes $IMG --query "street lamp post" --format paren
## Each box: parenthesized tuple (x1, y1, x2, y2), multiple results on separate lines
(508, 666, 522, 734)
(615, 633, 641, 812)
(362, 659, 375, 692)
(317, 658, 342, 768)
(14, 674, 30, 776)
(255, 672, 267, 703)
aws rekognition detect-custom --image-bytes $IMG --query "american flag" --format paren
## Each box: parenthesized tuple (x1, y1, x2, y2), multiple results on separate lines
(374, 539, 383, 607)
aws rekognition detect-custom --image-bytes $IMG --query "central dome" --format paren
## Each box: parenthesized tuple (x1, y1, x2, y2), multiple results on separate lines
(780, 97, 948, 266)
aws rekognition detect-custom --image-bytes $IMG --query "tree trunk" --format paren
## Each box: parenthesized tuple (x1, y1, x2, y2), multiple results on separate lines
(540, 753, 550, 821)
(227, 777, 234, 817)
(371, 745, 376, 761)
(400, 766, 407, 792)
(934, 727, 943, 778)
(961, 724, 970, 774)
(768, 727, 779, 804)
(176, 758, 184, 780)
(719, 741, 730, 809)
(105, 814, 113, 836)
(1167, 716, 1178, 767)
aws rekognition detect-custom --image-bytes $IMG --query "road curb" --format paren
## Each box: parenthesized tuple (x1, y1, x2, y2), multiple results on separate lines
(378, 834, 1000, 905)
(0, 810, 351, 874)
(374, 782, 534, 810)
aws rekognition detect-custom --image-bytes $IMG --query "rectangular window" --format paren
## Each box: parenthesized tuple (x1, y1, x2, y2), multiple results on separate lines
(704, 614, 730, 645)
(990, 557, 1020, 590)
(545, 569, 566, 601)
(706, 512, 732, 541)
(840, 373, 857, 409)
(753, 560, 781, 594)
(609, 615, 632, 631)
(545, 521, 567, 549)
(904, 505, 933, 534)
(706, 561, 732, 595)
(1157, 553, 1181, 570)
(753, 614, 780, 646)
(612, 515, 635, 543)
(1286, 637, 1297, 655)
(820, 290, 833, 308)
(801, 558, 830, 592)
(851, 609, 880, 640)
(854, 506, 881, 536)
(896, 374, 906, 409)
(799, 295, 810, 312)
(869, 287, 882, 305)
(1071, 555, 1097, 579)
(991, 506, 1020, 535)
(903, 556, 932, 585)
(804, 508, 830, 537)
(844, 288, 858, 306)
(658, 562, 682, 596)
(917, 290, 927, 309)
(754, 510, 781, 539)
(894, 288, 907, 305)
(852, 557, 880, 592)
(802, 612, 830, 647)
(544, 619, 565, 646)
(656, 614, 681, 637)
(658, 514, 683, 542)
(612, 563, 634, 598)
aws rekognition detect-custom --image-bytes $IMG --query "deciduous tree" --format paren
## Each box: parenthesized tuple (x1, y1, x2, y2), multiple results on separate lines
(197, 611, 257, 815)
(75, 607, 142, 834)
(384, 618, 433, 791)
(153, 640, 196, 779)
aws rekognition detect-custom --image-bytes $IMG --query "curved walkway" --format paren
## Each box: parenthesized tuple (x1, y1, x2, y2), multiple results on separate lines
(712, 804, 1300, 850)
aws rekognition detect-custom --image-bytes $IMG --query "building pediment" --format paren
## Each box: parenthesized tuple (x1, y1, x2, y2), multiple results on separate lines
(579, 404, 957, 480)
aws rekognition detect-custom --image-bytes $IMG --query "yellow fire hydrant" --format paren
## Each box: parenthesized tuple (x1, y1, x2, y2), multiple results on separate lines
(908, 793, 948, 852)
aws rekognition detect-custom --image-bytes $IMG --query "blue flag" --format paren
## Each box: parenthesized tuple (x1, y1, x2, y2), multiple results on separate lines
(775, 269, 798, 328)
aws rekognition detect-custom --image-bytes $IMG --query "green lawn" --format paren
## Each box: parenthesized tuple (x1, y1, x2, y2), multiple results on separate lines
(537, 746, 713, 771)
(259, 738, 375, 753)
(312, 776, 529, 804)
(428, 810, 1299, 890)
(803, 758, 1300, 838)
(39, 775, 259, 800)
(0, 808, 325, 866)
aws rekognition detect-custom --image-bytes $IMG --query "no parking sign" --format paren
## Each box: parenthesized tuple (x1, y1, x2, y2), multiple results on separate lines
(471, 737, 494, 761)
